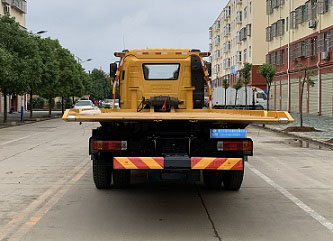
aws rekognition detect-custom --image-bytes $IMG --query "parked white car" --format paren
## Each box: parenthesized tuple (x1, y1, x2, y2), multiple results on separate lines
(73, 100, 95, 109)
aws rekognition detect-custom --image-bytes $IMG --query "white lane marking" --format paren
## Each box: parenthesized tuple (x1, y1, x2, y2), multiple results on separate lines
(0, 136, 31, 146)
(247, 164, 333, 233)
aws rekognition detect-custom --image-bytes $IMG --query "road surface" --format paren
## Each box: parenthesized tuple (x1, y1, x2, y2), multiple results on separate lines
(0, 119, 332, 241)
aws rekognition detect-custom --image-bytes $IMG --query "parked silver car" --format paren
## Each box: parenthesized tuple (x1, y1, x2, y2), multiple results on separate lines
(102, 99, 119, 109)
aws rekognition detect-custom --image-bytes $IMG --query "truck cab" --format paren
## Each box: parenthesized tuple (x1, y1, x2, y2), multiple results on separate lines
(110, 49, 210, 111)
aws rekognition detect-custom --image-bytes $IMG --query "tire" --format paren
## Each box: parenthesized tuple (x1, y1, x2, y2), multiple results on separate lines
(203, 170, 223, 189)
(113, 170, 131, 188)
(93, 158, 112, 189)
(222, 170, 244, 191)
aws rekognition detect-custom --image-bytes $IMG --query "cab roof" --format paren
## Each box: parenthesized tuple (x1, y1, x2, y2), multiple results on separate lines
(114, 49, 210, 59)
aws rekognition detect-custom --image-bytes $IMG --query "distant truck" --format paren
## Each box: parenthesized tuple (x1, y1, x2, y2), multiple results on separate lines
(63, 49, 293, 191)
(213, 86, 267, 110)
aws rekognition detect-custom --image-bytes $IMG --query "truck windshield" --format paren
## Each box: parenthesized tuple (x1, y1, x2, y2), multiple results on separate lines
(143, 64, 180, 80)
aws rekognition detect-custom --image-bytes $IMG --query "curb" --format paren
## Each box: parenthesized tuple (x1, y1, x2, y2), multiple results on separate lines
(252, 124, 333, 150)
(0, 116, 61, 129)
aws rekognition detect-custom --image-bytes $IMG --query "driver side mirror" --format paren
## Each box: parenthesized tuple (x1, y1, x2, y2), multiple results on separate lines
(110, 63, 118, 80)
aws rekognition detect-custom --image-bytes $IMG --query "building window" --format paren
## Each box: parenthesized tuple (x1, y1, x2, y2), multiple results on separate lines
(280, 49, 285, 64)
(237, 11, 243, 23)
(215, 21, 221, 30)
(303, 1, 310, 22)
(266, 54, 271, 64)
(266, 27, 272, 42)
(324, 0, 331, 13)
(310, 37, 317, 56)
(267, 0, 285, 15)
(286, 17, 289, 32)
(271, 22, 277, 38)
(244, 49, 247, 62)
(295, 6, 304, 27)
(324, 32, 330, 52)
(244, 6, 248, 19)
(246, 24, 252, 36)
(249, 46, 252, 58)
(290, 11, 296, 29)
(236, 51, 242, 62)
(277, 19, 285, 36)
(311, 1, 318, 19)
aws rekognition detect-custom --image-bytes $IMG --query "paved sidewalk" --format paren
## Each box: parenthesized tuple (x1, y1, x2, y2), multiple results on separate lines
(261, 112, 333, 146)
(0, 111, 62, 129)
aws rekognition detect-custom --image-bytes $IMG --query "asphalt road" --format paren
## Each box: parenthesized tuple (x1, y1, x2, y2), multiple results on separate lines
(0, 119, 332, 241)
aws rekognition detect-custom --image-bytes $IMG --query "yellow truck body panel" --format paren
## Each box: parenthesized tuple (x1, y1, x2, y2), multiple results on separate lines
(63, 49, 294, 124)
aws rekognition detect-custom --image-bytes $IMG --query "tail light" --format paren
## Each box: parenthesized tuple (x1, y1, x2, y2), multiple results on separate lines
(92, 141, 127, 151)
(217, 140, 253, 151)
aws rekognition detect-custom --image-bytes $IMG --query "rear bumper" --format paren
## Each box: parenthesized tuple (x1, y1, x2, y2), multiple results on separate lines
(113, 157, 243, 171)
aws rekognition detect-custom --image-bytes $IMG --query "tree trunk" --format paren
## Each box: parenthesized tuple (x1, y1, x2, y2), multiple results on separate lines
(235, 91, 238, 107)
(267, 87, 270, 111)
(224, 89, 227, 108)
(48, 97, 52, 117)
(72, 95, 75, 104)
(245, 85, 248, 106)
(29, 91, 33, 119)
(3, 89, 7, 122)
(300, 80, 305, 128)
(61, 97, 64, 114)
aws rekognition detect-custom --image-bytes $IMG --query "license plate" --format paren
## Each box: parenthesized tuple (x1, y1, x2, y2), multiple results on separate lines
(210, 129, 247, 139)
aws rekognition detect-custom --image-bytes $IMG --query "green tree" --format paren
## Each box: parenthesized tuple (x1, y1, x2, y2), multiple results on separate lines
(57, 48, 79, 113)
(38, 38, 61, 117)
(22, 34, 42, 119)
(296, 64, 315, 128)
(240, 63, 253, 107)
(0, 46, 15, 122)
(233, 79, 243, 107)
(258, 64, 277, 111)
(222, 78, 230, 108)
(0, 15, 38, 121)
(89, 69, 112, 101)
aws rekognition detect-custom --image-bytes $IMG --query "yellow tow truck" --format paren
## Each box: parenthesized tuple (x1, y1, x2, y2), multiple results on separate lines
(63, 49, 293, 190)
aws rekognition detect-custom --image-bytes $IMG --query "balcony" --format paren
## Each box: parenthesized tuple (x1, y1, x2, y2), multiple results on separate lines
(1, 0, 27, 13)
(11, 0, 27, 13)
(1, 0, 11, 4)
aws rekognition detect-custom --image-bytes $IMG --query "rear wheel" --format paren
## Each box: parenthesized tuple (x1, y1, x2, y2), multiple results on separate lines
(222, 170, 244, 191)
(93, 158, 112, 189)
(113, 170, 131, 188)
(203, 170, 223, 189)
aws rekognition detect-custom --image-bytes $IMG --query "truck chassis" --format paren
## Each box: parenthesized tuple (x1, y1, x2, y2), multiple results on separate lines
(90, 121, 252, 190)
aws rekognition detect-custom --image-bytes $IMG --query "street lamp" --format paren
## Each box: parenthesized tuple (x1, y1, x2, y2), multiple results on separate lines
(36, 30, 47, 35)
(75, 56, 93, 64)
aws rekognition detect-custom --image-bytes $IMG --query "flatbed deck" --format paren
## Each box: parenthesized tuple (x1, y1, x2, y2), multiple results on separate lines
(62, 108, 294, 124)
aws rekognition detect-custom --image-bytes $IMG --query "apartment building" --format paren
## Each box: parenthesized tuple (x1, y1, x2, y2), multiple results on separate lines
(266, 0, 333, 116)
(0, 0, 27, 114)
(209, 0, 268, 97)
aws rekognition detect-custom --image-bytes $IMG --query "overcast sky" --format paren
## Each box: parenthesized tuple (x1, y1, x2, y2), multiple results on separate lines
(27, 0, 227, 72)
